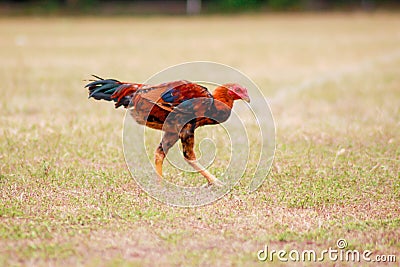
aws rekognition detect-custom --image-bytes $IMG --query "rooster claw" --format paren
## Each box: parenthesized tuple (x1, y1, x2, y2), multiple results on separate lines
(202, 178, 225, 188)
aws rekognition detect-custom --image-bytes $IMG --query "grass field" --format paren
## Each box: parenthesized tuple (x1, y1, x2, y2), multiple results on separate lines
(1, 13, 399, 266)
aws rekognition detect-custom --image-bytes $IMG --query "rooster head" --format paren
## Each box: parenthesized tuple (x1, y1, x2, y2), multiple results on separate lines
(225, 83, 250, 103)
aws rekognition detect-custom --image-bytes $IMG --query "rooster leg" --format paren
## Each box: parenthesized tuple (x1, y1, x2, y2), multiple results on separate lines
(155, 132, 179, 178)
(179, 125, 224, 187)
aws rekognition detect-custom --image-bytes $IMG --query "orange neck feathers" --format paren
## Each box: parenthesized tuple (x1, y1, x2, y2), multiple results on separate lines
(212, 85, 234, 109)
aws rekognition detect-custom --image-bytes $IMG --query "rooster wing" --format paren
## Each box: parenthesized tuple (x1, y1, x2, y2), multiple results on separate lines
(129, 80, 214, 132)
(136, 80, 213, 116)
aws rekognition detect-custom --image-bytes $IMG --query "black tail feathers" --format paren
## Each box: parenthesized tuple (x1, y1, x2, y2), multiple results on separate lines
(85, 75, 130, 108)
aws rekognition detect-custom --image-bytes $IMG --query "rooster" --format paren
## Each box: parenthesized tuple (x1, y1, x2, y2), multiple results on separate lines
(86, 75, 250, 186)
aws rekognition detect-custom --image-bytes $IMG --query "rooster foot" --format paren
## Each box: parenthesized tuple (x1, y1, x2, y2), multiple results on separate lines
(202, 178, 225, 188)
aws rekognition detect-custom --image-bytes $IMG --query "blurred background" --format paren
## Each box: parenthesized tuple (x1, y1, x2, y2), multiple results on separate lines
(1, 0, 399, 15)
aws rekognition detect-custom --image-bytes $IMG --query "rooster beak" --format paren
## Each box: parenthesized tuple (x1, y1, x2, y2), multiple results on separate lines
(242, 95, 250, 103)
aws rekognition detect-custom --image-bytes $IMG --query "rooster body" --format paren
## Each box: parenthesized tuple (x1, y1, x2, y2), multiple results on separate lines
(86, 76, 250, 186)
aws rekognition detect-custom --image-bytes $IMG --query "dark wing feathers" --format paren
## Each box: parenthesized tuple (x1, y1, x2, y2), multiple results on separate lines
(137, 80, 189, 103)
(137, 81, 213, 114)
(160, 89, 177, 102)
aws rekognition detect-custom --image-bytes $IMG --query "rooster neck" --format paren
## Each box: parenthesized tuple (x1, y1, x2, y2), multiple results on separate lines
(194, 86, 235, 128)
(212, 86, 234, 109)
